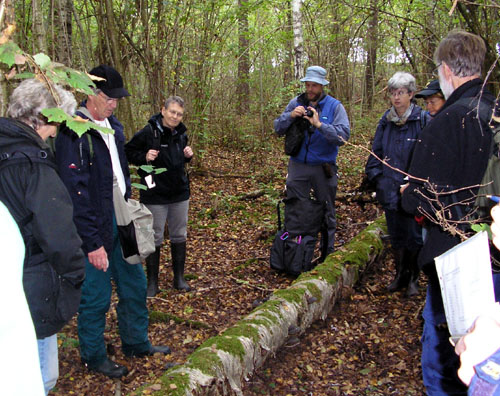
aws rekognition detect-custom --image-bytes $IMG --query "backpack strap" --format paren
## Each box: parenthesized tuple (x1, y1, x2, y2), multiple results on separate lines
(148, 123, 161, 151)
(0, 146, 56, 172)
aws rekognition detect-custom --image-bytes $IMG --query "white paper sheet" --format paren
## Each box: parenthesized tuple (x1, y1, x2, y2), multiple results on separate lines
(435, 231, 496, 338)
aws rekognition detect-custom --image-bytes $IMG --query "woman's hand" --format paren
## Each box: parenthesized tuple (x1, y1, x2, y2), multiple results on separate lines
(146, 149, 159, 162)
(184, 146, 193, 159)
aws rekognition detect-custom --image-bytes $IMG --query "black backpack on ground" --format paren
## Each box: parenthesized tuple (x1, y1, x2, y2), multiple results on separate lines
(270, 196, 325, 276)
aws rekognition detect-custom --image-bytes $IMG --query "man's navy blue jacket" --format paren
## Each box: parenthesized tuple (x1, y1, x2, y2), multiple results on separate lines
(55, 105, 131, 255)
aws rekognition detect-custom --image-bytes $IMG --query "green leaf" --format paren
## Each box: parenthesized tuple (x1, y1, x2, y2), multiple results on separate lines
(33, 53, 51, 69)
(41, 108, 70, 123)
(154, 167, 167, 174)
(471, 223, 492, 239)
(0, 42, 22, 67)
(13, 72, 35, 79)
(132, 183, 148, 190)
(66, 68, 95, 95)
(139, 165, 154, 173)
(360, 368, 372, 375)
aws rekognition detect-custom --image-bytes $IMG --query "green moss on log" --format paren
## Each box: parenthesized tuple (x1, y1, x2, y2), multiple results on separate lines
(149, 310, 211, 329)
(198, 334, 246, 362)
(223, 322, 261, 344)
(184, 348, 223, 377)
(273, 287, 305, 305)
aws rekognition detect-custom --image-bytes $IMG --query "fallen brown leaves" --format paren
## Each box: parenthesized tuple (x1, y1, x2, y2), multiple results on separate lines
(49, 140, 425, 396)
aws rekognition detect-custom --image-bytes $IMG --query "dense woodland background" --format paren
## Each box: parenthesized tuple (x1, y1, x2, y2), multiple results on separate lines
(2, 0, 500, 152)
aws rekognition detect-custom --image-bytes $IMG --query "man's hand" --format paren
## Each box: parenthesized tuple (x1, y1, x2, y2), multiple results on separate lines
(88, 246, 109, 272)
(291, 106, 306, 119)
(146, 149, 159, 162)
(184, 146, 193, 159)
(304, 106, 321, 129)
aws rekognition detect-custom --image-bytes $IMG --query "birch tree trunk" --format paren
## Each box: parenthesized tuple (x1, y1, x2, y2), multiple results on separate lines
(291, 0, 305, 80)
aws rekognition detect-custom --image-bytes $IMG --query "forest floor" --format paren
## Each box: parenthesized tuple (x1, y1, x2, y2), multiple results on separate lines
(49, 132, 427, 396)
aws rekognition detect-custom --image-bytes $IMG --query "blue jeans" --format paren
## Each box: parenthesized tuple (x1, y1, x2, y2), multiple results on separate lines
(422, 273, 500, 395)
(37, 334, 58, 395)
(77, 216, 151, 365)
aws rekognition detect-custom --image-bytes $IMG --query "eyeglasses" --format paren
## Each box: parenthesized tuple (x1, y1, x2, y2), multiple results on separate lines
(167, 109, 184, 118)
(432, 63, 443, 78)
(389, 90, 409, 98)
(99, 92, 119, 104)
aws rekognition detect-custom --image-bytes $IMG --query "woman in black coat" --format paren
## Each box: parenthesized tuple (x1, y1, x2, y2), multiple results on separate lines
(125, 96, 193, 296)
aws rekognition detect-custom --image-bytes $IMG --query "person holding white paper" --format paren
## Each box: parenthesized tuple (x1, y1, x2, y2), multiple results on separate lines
(125, 96, 194, 296)
(453, 207, 500, 394)
(401, 30, 500, 395)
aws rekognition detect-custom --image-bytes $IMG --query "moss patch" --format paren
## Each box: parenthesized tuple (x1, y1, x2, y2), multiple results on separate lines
(185, 348, 223, 377)
(198, 334, 246, 362)
(223, 322, 261, 344)
(149, 310, 211, 329)
(273, 287, 306, 305)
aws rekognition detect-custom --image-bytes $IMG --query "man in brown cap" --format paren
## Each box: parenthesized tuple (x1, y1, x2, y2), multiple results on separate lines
(56, 65, 171, 378)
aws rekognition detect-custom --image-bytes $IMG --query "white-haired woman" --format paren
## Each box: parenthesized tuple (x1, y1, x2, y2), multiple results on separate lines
(365, 72, 429, 297)
(0, 79, 85, 395)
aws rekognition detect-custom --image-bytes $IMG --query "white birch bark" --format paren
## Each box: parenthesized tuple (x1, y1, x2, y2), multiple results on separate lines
(292, 0, 305, 80)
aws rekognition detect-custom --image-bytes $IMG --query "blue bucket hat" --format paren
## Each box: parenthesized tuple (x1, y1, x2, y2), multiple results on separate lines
(300, 66, 329, 85)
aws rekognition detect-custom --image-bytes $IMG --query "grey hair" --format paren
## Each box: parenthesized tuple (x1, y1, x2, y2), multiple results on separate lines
(434, 29, 485, 77)
(7, 79, 77, 129)
(387, 72, 417, 93)
(164, 95, 185, 109)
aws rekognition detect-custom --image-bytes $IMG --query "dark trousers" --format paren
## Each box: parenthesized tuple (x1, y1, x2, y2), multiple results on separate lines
(384, 208, 422, 250)
(286, 159, 337, 252)
(77, 215, 151, 365)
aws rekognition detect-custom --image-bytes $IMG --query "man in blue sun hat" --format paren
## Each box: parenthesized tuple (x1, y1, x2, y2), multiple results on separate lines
(274, 66, 350, 260)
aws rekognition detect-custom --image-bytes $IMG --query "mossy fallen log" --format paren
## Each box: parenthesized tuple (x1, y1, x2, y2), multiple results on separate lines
(129, 216, 386, 396)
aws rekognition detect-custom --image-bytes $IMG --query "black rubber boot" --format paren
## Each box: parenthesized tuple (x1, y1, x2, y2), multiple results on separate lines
(405, 249, 421, 297)
(387, 248, 409, 292)
(146, 246, 161, 297)
(171, 241, 191, 291)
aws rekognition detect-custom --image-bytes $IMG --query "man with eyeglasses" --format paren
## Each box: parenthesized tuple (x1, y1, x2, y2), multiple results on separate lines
(55, 65, 171, 379)
(401, 31, 498, 395)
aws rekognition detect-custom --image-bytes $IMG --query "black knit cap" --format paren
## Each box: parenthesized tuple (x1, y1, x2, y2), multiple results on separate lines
(89, 65, 130, 98)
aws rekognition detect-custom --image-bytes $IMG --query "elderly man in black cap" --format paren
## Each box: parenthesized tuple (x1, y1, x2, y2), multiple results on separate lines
(274, 66, 350, 259)
(55, 65, 170, 378)
(415, 79, 446, 118)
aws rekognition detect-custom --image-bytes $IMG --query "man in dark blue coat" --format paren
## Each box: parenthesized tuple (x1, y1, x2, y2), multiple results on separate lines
(56, 65, 170, 378)
(401, 31, 500, 395)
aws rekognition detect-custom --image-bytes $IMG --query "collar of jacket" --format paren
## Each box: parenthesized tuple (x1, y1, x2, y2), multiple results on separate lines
(149, 112, 187, 136)
(0, 118, 49, 151)
(437, 78, 488, 116)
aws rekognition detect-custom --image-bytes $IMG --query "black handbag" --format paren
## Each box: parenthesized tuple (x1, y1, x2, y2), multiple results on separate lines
(284, 117, 310, 156)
